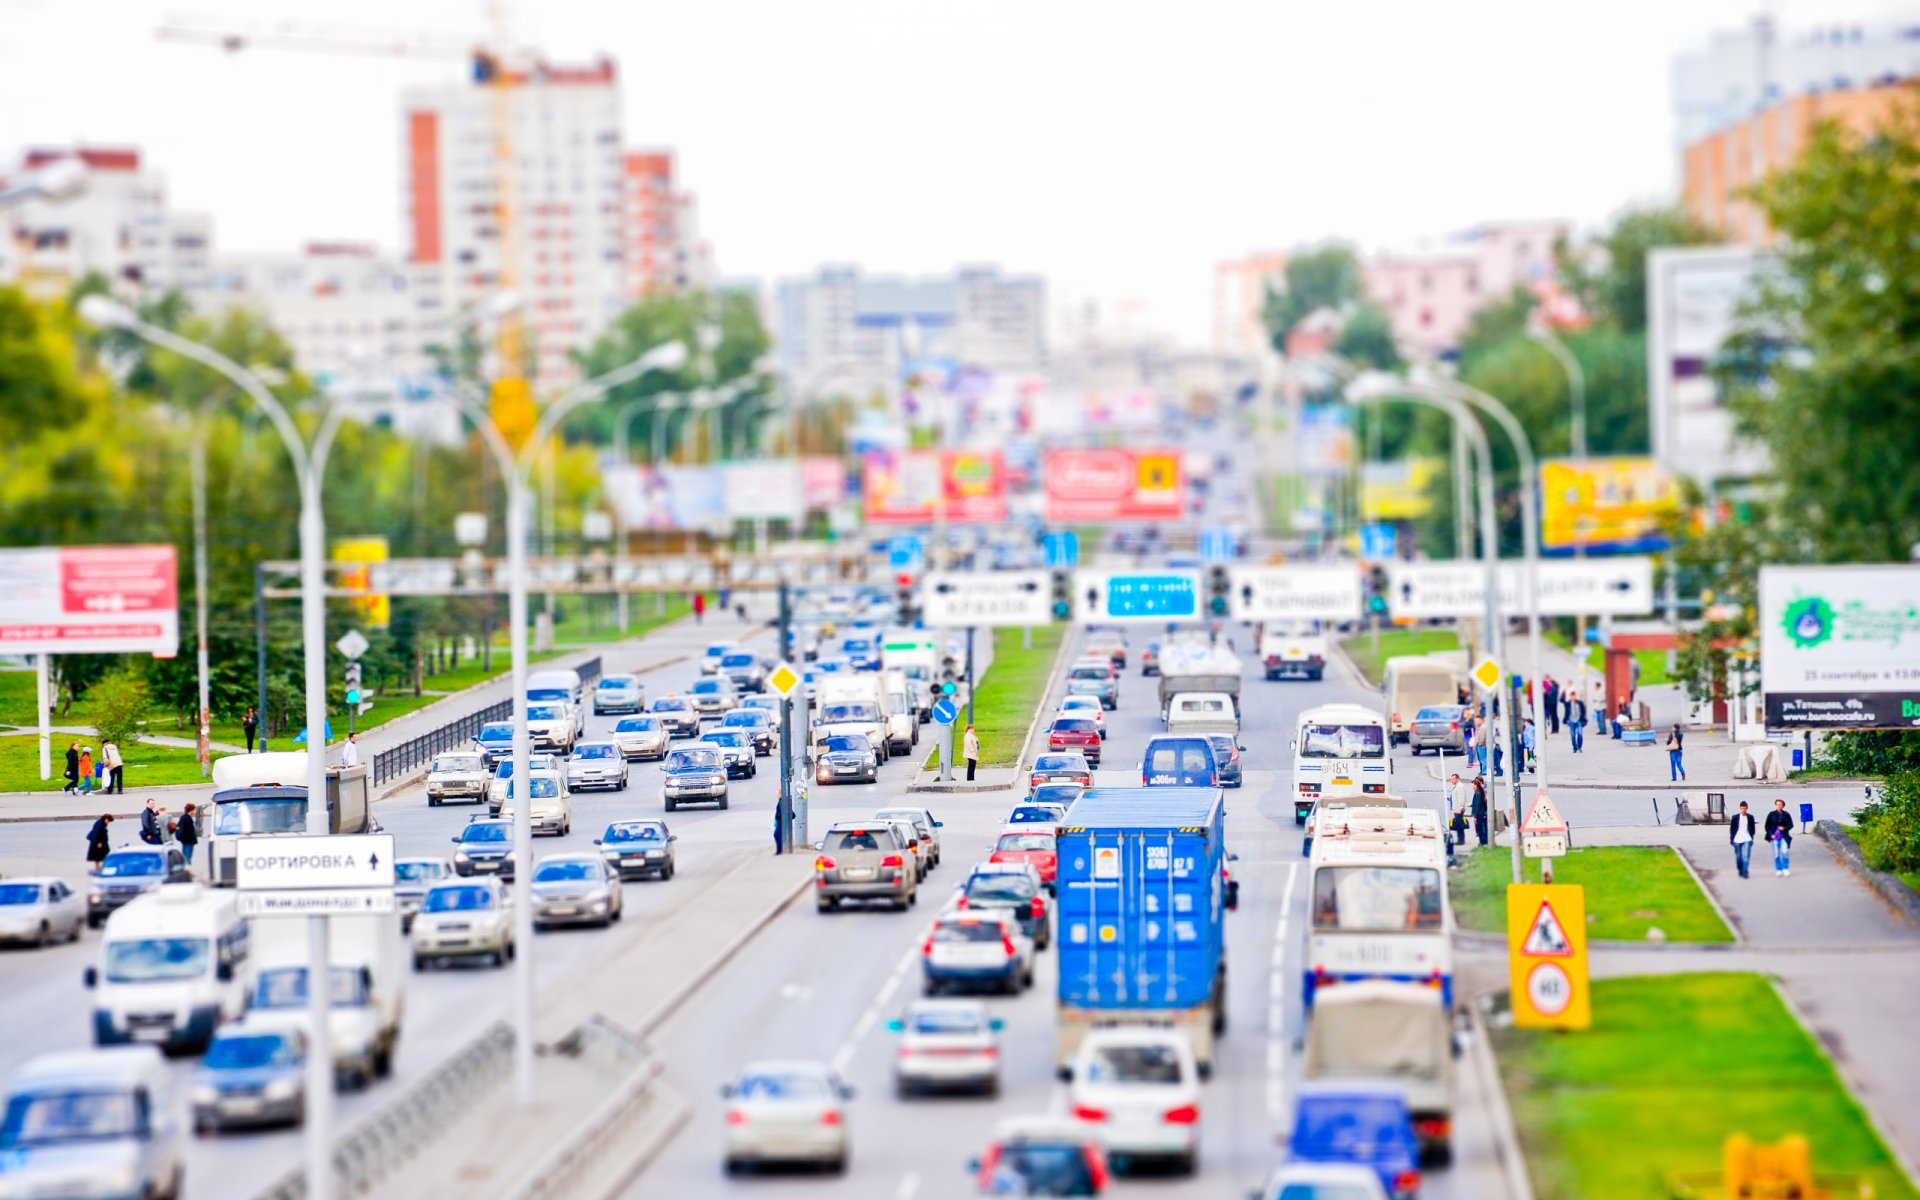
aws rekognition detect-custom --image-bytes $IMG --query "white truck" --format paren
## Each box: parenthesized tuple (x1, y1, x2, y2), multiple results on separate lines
(1259, 620, 1330, 681)
(812, 674, 892, 761)
(881, 635, 940, 722)
(1302, 979, 1457, 1165)
(245, 912, 406, 1087)
(879, 669, 919, 755)
(207, 752, 372, 887)
(1156, 642, 1244, 722)
(86, 883, 251, 1054)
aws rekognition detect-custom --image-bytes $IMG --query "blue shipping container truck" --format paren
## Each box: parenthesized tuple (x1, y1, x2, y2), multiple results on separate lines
(1053, 787, 1229, 1076)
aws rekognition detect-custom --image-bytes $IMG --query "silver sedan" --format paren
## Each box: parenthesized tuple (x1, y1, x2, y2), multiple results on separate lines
(0, 877, 84, 946)
(721, 1060, 852, 1175)
(530, 854, 624, 930)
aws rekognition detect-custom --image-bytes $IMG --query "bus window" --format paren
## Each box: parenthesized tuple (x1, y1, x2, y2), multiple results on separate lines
(1311, 866, 1445, 932)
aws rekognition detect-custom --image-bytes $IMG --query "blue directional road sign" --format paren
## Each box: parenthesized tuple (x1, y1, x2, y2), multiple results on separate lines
(1359, 522, 1398, 561)
(931, 697, 959, 725)
(1042, 530, 1079, 568)
(1200, 528, 1236, 563)
(1071, 570, 1202, 624)
(887, 535, 924, 572)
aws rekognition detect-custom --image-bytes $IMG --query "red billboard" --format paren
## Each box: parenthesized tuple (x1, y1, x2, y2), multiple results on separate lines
(1043, 448, 1185, 522)
(0, 545, 180, 655)
(863, 451, 1008, 524)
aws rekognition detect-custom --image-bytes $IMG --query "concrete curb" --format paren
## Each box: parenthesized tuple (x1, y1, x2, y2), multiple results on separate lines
(634, 866, 814, 1038)
(1466, 1000, 1536, 1200)
(1768, 977, 1920, 1189)
(1816, 820, 1920, 925)
(907, 781, 1018, 794)
(1672, 843, 1745, 944)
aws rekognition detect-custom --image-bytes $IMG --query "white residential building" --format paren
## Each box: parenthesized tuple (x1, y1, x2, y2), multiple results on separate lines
(1673, 15, 1920, 149)
(0, 147, 212, 300)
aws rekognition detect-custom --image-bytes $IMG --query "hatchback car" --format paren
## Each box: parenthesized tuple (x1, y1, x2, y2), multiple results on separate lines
(721, 1060, 852, 1175)
(648, 695, 701, 738)
(1285, 1083, 1422, 1200)
(1048, 717, 1104, 767)
(1028, 753, 1093, 793)
(813, 822, 916, 911)
(719, 707, 778, 756)
(191, 1024, 307, 1133)
(1408, 706, 1467, 756)
(990, 829, 1059, 891)
(529, 854, 623, 930)
(957, 866, 1050, 949)
(889, 1000, 1002, 1097)
(698, 730, 758, 779)
(661, 747, 729, 811)
(393, 857, 454, 930)
(718, 652, 766, 693)
(0, 878, 84, 947)
(592, 673, 646, 716)
(450, 818, 516, 879)
(971, 1116, 1110, 1196)
(611, 715, 671, 761)
(688, 676, 738, 718)
(88, 846, 191, 927)
(922, 909, 1033, 996)
(475, 721, 515, 768)
(814, 734, 879, 785)
(1206, 735, 1245, 788)
(565, 741, 630, 792)
(1069, 1027, 1203, 1175)
(595, 819, 676, 881)
(1066, 663, 1120, 711)
(411, 878, 514, 969)
(427, 751, 489, 807)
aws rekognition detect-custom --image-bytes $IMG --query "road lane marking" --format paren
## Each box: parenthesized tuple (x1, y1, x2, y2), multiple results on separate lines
(1267, 860, 1300, 1122)
(831, 927, 931, 1075)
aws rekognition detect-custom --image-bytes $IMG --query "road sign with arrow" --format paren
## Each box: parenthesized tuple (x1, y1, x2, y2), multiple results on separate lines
(921, 570, 1051, 627)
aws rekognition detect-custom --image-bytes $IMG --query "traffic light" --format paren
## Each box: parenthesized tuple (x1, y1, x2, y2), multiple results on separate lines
(1207, 566, 1231, 617)
(1050, 569, 1072, 621)
(343, 661, 363, 706)
(895, 572, 918, 626)
(1366, 564, 1389, 616)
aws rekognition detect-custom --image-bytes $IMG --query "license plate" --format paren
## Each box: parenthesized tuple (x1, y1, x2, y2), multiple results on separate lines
(220, 1097, 263, 1115)
(132, 1026, 170, 1042)
(547, 906, 577, 917)
(836, 765, 856, 774)
(1332, 777, 1352, 786)
(843, 868, 874, 881)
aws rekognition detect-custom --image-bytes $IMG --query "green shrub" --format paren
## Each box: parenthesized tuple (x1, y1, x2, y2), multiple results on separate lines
(88, 667, 150, 751)
(1854, 772, 1920, 876)
(1816, 731, 1920, 777)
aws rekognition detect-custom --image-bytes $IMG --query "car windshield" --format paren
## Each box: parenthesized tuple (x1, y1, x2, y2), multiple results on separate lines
(822, 736, 868, 754)
(395, 861, 442, 882)
(1034, 756, 1083, 772)
(822, 703, 878, 723)
(97, 852, 163, 878)
(1069, 667, 1108, 680)
(652, 699, 688, 712)
(0, 883, 43, 905)
(204, 1032, 299, 1070)
(434, 755, 483, 774)
(1275, 1184, 1384, 1200)
(1031, 786, 1082, 807)
(1053, 719, 1096, 733)
(734, 1071, 831, 1101)
(1209, 736, 1236, 755)
(908, 1007, 984, 1034)
(603, 823, 664, 843)
(722, 711, 763, 728)
(1145, 744, 1215, 776)
(525, 777, 559, 798)
(253, 965, 369, 1008)
(461, 823, 511, 844)
(534, 861, 597, 882)
(423, 885, 494, 913)
(0, 1090, 142, 1148)
(528, 705, 563, 721)
(1415, 707, 1459, 722)
(214, 797, 308, 836)
(703, 732, 748, 747)
(103, 936, 209, 983)
(830, 829, 884, 852)
(997, 833, 1054, 853)
(721, 654, 755, 668)
(966, 876, 1035, 903)
(1299, 723, 1387, 759)
(574, 744, 616, 760)
(691, 680, 722, 694)
(988, 1143, 1095, 1195)
(616, 717, 662, 732)
(1312, 866, 1446, 932)
(600, 676, 637, 691)
(1009, 807, 1061, 824)
(480, 724, 512, 742)
(1294, 1097, 1410, 1153)
(743, 697, 776, 710)
(1084, 1042, 1185, 1085)
(668, 750, 719, 770)
(528, 687, 570, 702)
(934, 920, 1005, 944)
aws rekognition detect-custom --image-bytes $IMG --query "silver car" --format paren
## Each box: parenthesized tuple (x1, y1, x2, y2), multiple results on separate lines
(721, 1060, 853, 1175)
(874, 806, 942, 869)
(1409, 705, 1468, 756)
(611, 715, 670, 761)
(565, 741, 630, 792)
(889, 999, 1002, 1097)
(88, 845, 192, 928)
(530, 854, 624, 930)
(688, 676, 739, 718)
(393, 857, 454, 930)
(411, 878, 515, 969)
(649, 696, 701, 739)
(427, 751, 489, 807)
(595, 820, 677, 881)
(0, 877, 84, 947)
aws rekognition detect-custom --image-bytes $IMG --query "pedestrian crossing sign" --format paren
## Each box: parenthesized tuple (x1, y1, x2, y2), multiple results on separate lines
(1507, 884, 1590, 1030)
(1520, 901, 1573, 956)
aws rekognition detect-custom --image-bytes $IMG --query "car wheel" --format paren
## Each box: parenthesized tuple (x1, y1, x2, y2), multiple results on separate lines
(665, 861, 676, 880)
(428, 796, 439, 807)
(1177, 1151, 1198, 1176)
(88, 914, 102, 929)
(665, 799, 677, 812)
(36, 921, 50, 948)
(719, 796, 729, 810)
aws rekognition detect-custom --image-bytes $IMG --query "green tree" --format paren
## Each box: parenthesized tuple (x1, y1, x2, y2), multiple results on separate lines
(1556, 206, 1715, 334)
(89, 666, 151, 751)
(1262, 243, 1362, 346)
(1335, 303, 1402, 371)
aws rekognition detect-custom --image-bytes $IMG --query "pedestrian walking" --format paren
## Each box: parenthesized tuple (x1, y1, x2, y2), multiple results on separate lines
(102, 739, 124, 794)
(1492, 723, 1506, 778)
(1729, 800, 1757, 879)
(76, 746, 95, 795)
(963, 723, 980, 782)
(1543, 677, 1560, 735)
(340, 732, 360, 769)
(692, 591, 706, 624)
(718, 587, 732, 612)
(242, 707, 259, 753)
(1521, 719, 1537, 773)
(176, 803, 200, 874)
(62, 741, 79, 794)
(139, 797, 162, 846)
(1764, 799, 1795, 877)
(1471, 776, 1490, 846)
(1568, 696, 1587, 753)
(85, 813, 113, 872)
(1666, 723, 1686, 782)
(158, 806, 174, 843)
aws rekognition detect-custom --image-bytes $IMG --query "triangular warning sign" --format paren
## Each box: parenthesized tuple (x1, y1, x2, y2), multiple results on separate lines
(1522, 900, 1573, 957)
(1522, 791, 1566, 833)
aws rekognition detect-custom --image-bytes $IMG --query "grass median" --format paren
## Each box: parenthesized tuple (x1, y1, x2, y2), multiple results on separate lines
(1451, 845, 1734, 943)
(924, 625, 1066, 768)
(1495, 972, 1919, 1200)
(0, 734, 233, 792)
(1339, 627, 1461, 687)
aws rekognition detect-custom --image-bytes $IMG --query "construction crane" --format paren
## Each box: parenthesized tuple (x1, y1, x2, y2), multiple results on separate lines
(156, 10, 537, 444)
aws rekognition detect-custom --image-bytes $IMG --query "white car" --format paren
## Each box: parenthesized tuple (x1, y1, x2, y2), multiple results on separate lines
(488, 752, 560, 813)
(874, 805, 942, 868)
(497, 769, 572, 836)
(721, 1060, 852, 1175)
(1057, 695, 1107, 739)
(525, 702, 575, 753)
(741, 694, 784, 729)
(0, 877, 84, 947)
(1258, 1163, 1392, 1200)
(410, 879, 515, 970)
(565, 741, 629, 792)
(921, 909, 1034, 996)
(888, 999, 1002, 1097)
(426, 751, 489, 806)
(1069, 1026, 1203, 1174)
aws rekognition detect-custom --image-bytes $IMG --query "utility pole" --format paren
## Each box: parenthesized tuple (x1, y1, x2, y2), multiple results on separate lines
(776, 584, 793, 854)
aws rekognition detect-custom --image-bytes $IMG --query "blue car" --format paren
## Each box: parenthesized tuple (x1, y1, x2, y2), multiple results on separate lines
(841, 639, 878, 671)
(1140, 736, 1218, 787)
(1285, 1082, 1421, 1199)
(475, 721, 514, 769)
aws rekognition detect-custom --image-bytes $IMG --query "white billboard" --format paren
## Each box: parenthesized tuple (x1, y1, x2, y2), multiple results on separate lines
(1228, 565, 1363, 621)
(1759, 564, 1920, 730)
(921, 570, 1051, 627)
(0, 545, 180, 656)
(1386, 559, 1655, 619)
(1647, 245, 1778, 484)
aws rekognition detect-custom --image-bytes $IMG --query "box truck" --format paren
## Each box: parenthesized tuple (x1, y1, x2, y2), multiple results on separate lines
(245, 911, 406, 1087)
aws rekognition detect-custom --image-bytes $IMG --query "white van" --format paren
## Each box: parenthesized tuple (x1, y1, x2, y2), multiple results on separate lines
(0, 1046, 184, 1200)
(86, 884, 250, 1054)
(527, 669, 586, 740)
(1384, 657, 1463, 745)
(247, 912, 406, 1087)
(1164, 692, 1240, 737)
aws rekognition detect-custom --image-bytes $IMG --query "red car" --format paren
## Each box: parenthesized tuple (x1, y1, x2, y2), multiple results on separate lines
(990, 828, 1057, 890)
(1028, 753, 1093, 793)
(972, 1116, 1108, 1196)
(1047, 718, 1102, 767)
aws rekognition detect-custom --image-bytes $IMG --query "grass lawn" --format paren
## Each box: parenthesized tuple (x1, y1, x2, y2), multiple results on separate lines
(1495, 973, 1919, 1200)
(923, 625, 1066, 768)
(0, 734, 233, 792)
(1452, 846, 1733, 943)
(1544, 631, 1673, 687)
(1339, 627, 1461, 687)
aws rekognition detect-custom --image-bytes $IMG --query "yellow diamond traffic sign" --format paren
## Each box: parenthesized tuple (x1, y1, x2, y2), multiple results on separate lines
(1471, 657, 1502, 690)
(767, 661, 802, 698)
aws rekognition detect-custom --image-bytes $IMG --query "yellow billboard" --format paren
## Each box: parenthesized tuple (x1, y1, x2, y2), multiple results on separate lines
(1361, 457, 1440, 520)
(332, 536, 390, 629)
(1540, 457, 1678, 553)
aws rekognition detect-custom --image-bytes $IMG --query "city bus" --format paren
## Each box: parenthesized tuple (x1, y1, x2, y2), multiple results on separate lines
(1290, 703, 1392, 825)
(1303, 805, 1453, 1010)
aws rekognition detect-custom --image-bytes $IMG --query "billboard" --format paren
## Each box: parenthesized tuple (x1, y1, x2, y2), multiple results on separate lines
(1539, 457, 1679, 555)
(722, 461, 800, 521)
(1042, 448, 1185, 523)
(800, 457, 847, 509)
(332, 536, 390, 629)
(0, 545, 179, 656)
(862, 451, 1008, 524)
(1760, 565, 1920, 730)
(1647, 245, 1778, 484)
(1361, 457, 1441, 520)
(1297, 405, 1356, 478)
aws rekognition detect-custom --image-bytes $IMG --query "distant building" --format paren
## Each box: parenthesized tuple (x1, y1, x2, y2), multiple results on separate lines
(1361, 221, 1563, 358)
(622, 149, 711, 298)
(0, 146, 212, 300)
(1212, 252, 1287, 358)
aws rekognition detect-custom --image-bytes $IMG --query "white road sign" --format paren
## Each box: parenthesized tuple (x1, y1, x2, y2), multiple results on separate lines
(1227, 565, 1362, 622)
(1386, 558, 1655, 619)
(237, 890, 397, 918)
(921, 570, 1052, 627)
(235, 834, 395, 891)
(334, 629, 370, 661)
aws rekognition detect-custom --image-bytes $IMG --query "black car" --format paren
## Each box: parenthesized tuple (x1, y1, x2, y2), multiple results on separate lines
(451, 817, 516, 879)
(958, 868, 1051, 949)
(595, 819, 677, 881)
(718, 652, 766, 693)
(1206, 734, 1245, 789)
(720, 708, 777, 756)
(661, 747, 729, 812)
(814, 734, 879, 785)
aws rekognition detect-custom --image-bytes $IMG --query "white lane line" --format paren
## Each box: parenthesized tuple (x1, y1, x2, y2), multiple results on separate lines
(830, 928, 929, 1075)
(1267, 860, 1300, 1122)
(894, 1171, 922, 1199)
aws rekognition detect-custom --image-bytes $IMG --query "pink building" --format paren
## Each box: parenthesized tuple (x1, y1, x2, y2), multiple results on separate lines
(1363, 220, 1564, 358)
(1212, 251, 1288, 357)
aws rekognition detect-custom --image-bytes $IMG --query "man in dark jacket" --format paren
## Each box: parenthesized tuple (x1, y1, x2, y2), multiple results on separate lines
(1764, 798, 1796, 877)
(1729, 800, 1757, 879)
(62, 742, 79, 794)
(1471, 777, 1490, 847)
(139, 798, 162, 846)
(85, 814, 113, 872)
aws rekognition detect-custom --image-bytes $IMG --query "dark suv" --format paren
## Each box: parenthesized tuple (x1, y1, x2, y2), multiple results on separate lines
(813, 821, 916, 911)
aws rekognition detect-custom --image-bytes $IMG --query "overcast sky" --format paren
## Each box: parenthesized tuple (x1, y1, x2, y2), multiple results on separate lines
(0, 0, 1893, 345)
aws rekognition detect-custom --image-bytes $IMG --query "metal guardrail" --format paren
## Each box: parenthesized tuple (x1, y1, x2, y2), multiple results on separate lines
(577, 656, 603, 687)
(504, 1016, 674, 1200)
(254, 1020, 515, 1200)
(368, 657, 600, 787)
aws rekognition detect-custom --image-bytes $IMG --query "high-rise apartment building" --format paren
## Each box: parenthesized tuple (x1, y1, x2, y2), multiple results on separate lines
(622, 150, 710, 298)
(0, 147, 212, 300)
(1362, 220, 1564, 358)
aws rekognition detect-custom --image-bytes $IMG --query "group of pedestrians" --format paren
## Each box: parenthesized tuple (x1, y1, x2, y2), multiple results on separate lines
(1729, 798, 1797, 879)
(60, 740, 124, 795)
(83, 797, 202, 874)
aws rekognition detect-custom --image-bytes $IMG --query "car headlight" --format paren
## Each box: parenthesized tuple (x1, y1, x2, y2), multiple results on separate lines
(192, 1085, 218, 1104)
(264, 1078, 300, 1101)
(454, 850, 470, 862)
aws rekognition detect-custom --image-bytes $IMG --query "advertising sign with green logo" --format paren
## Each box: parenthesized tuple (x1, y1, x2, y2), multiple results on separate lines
(1759, 565, 1920, 729)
